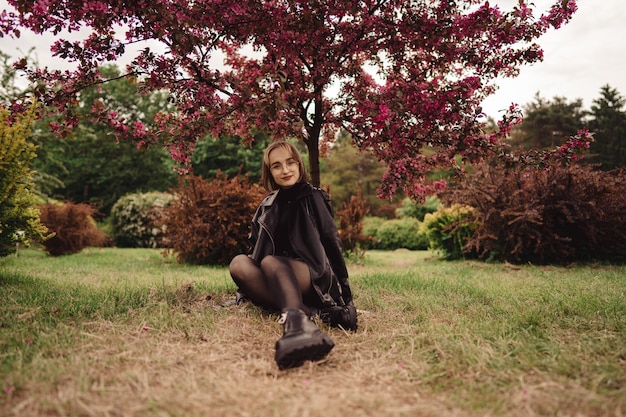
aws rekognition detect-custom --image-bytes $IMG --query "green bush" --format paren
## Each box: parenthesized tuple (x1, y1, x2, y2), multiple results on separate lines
(110, 192, 174, 248)
(395, 195, 440, 221)
(362, 216, 384, 249)
(422, 204, 478, 260)
(362, 216, 385, 236)
(369, 217, 429, 250)
(0, 104, 48, 257)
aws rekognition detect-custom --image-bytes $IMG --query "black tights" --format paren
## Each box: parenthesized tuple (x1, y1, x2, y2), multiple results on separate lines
(229, 254, 315, 314)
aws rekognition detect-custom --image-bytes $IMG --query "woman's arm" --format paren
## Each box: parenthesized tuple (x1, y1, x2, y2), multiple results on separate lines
(247, 205, 262, 255)
(311, 189, 353, 305)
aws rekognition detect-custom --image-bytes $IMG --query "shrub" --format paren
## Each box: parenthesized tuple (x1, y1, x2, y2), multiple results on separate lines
(362, 216, 385, 249)
(396, 195, 440, 221)
(373, 217, 429, 251)
(422, 204, 478, 260)
(38, 202, 109, 256)
(445, 163, 626, 264)
(337, 188, 372, 260)
(371, 203, 400, 219)
(0, 104, 48, 257)
(158, 173, 265, 265)
(110, 192, 174, 248)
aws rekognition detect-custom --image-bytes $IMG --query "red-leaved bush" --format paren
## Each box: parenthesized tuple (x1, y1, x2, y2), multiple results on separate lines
(158, 173, 265, 265)
(38, 202, 110, 256)
(445, 163, 626, 264)
(337, 188, 372, 260)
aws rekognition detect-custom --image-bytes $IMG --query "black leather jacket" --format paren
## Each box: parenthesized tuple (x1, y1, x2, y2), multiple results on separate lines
(248, 182, 353, 307)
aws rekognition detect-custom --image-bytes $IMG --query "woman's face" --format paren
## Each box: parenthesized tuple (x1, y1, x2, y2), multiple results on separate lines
(268, 146, 300, 189)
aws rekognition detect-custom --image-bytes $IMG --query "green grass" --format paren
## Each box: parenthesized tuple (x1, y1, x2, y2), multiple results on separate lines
(1, 247, 625, 417)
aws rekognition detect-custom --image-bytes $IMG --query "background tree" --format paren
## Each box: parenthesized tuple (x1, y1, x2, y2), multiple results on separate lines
(0, 50, 28, 102)
(3, 0, 585, 201)
(321, 131, 391, 215)
(587, 84, 626, 170)
(31, 65, 177, 215)
(191, 134, 271, 183)
(509, 93, 586, 150)
(0, 50, 63, 198)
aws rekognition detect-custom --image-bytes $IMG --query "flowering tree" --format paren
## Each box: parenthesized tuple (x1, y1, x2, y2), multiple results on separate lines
(0, 0, 589, 199)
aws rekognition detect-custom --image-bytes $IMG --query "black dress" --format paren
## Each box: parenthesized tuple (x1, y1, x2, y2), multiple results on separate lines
(273, 182, 306, 258)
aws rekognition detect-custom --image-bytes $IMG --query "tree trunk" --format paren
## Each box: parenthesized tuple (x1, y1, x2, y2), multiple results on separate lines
(307, 138, 320, 187)
(305, 93, 324, 187)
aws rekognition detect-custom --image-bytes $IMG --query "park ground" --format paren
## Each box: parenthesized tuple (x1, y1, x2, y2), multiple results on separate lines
(1, 248, 625, 417)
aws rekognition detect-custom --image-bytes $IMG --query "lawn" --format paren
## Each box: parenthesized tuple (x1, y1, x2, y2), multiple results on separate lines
(1, 247, 625, 417)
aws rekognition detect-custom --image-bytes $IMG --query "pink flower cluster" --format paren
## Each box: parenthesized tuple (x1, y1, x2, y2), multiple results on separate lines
(554, 128, 594, 161)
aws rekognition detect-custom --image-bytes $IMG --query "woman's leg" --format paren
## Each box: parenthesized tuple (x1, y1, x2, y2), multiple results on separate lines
(259, 255, 313, 313)
(228, 254, 276, 309)
(229, 254, 314, 313)
(259, 256, 332, 370)
(230, 254, 332, 369)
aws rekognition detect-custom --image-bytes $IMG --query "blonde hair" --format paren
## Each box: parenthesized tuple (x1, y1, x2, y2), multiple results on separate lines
(261, 141, 308, 191)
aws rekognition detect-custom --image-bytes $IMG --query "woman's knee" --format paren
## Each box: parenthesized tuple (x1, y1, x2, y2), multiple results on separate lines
(229, 254, 254, 278)
(259, 255, 282, 275)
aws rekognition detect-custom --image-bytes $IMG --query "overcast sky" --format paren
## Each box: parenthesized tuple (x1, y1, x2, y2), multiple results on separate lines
(482, 0, 626, 118)
(2, 0, 624, 119)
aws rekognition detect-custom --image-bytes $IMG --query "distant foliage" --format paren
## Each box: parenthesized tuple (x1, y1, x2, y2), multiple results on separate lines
(0, 104, 48, 257)
(509, 93, 585, 150)
(159, 173, 265, 265)
(337, 188, 371, 260)
(587, 84, 626, 170)
(38, 202, 109, 256)
(422, 204, 478, 260)
(31, 65, 178, 216)
(446, 163, 626, 264)
(396, 195, 440, 221)
(322, 133, 390, 215)
(191, 134, 270, 182)
(364, 217, 429, 251)
(110, 192, 174, 248)
(361, 216, 385, 249)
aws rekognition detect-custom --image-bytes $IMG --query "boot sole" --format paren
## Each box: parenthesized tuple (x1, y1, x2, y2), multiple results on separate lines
(275, 334, 335, 370)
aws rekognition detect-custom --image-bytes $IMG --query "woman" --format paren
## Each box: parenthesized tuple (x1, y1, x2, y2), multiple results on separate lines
(229, 141, 356, 370)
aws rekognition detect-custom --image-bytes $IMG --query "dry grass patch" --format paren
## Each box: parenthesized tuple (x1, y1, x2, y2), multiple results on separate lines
(4, 299, 465, 417)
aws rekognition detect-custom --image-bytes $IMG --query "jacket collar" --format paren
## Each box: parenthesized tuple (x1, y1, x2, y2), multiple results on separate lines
(261, 182, 313, 207)
(261, 192, 278, 207)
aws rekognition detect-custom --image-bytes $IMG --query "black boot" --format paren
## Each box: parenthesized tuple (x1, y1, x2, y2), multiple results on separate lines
(274, 308, 334, 370)
(319, 305, 358, 331)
